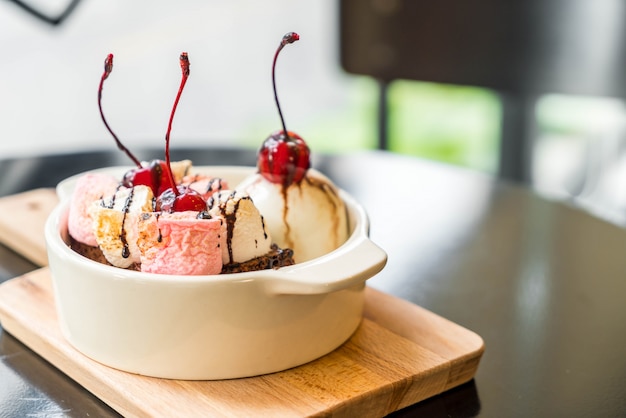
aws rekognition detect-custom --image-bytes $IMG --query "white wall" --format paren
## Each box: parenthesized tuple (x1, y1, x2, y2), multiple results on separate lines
(0, 0, 373, 158)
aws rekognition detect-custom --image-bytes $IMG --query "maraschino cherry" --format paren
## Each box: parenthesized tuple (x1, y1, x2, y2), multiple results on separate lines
(155, 52, 206, 213)
(257, 32, 310, 188)
(98, 53, 170, 196)
(98, 52, 205, 213)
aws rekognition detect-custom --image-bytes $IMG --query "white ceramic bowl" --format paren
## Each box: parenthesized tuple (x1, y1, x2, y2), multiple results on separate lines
(45, 166, 387, 380)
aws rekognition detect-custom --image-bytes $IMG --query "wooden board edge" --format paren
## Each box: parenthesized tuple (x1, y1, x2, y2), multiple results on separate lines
(364, 286, 485, 394)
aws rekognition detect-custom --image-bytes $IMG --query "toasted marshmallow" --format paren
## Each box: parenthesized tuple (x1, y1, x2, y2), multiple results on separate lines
(91, 185, 154, 268)
(169, 159, 193, 183)
(207, 190, 273, 265)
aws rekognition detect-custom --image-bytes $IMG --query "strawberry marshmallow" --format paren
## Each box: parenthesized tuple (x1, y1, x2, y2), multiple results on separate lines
(136, 212, 223, 275)
(181, 174, 229, 201)
(67, 173, 119, 247)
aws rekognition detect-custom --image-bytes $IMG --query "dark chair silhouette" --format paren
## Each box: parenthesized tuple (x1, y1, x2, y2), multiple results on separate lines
(339, 0, 626, 183)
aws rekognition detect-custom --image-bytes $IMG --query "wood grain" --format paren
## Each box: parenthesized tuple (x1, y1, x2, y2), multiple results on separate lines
(0, 269, 484, 418)
(0, 188, 58, 266)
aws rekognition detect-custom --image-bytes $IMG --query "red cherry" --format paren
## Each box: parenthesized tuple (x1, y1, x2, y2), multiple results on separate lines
(259, 130, 310, 186)
(98, 52, 206, 213)
(122, 160, 170, 196)
(157, 186, 207, 212)
(258, 32, 310, 187)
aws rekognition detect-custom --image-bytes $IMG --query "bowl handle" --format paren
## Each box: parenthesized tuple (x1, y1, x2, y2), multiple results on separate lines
(261, 236, 387, 295)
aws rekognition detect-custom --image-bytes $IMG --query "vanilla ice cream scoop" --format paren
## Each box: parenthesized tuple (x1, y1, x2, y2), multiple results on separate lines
(207, 190, 273, 266)
(237, 168, 349, 263)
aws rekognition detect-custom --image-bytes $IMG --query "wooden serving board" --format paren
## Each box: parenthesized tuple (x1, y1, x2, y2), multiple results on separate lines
(0, 188, 58, 266)
(0, 270, 484, 418)
(0, 189, 484, 417)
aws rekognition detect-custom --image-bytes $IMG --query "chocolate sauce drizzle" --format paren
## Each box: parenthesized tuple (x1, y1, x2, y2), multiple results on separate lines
(101, 183, 125, 209)
(208, 192, 269, 265)
(224, 192, 240, 265)
(207, 177, 225, 194)
(119, 187, 135, 258)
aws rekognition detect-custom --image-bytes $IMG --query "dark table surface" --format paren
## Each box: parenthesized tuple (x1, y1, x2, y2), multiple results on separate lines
(1, 147, 625, 417)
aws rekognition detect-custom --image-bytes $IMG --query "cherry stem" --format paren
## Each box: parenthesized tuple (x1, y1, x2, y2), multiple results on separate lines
(164, 52, 190, 196)
(272, 32, 299, 141)
(97, 54, 142, 167)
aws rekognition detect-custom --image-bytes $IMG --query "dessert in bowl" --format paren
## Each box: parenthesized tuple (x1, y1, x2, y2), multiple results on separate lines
(45, 165, 386, 380)
(43, 33, 386, 380)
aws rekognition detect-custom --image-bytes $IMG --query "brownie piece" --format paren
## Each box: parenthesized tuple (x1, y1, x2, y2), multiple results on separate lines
(221, 244, 295, 274)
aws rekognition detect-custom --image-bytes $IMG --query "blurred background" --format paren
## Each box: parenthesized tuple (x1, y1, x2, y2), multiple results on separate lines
(0, 0, 374, 156)
(3, 0, 626, 224)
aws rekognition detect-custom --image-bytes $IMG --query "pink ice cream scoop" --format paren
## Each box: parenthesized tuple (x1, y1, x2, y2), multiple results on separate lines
(67, 173, 120, 247)
(136, 211, 223, 275)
